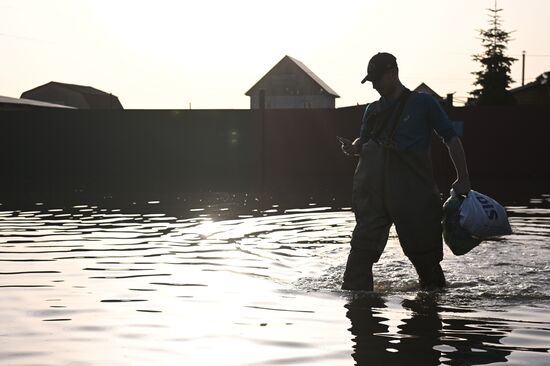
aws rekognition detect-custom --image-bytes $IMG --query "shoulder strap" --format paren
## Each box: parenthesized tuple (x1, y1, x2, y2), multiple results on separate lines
(366, 101, 394, 141)
(366, 89, 413, 143)
(386, 89, 413, 143)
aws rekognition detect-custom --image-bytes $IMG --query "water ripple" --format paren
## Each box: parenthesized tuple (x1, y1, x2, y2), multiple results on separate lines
(0, 196, 548, 365)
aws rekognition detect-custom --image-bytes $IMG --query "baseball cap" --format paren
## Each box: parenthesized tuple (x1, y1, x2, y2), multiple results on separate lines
(361, 52, 398, 83)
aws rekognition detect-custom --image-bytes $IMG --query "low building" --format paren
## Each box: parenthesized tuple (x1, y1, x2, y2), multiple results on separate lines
(0, 95, 74, 111)
(510, 72, 550, 105)
(21, 81, 123, 109)
(246, 55, 339, 109)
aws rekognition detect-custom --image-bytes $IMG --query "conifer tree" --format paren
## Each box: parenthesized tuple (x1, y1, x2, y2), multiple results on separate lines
(470, 1, 516, 105)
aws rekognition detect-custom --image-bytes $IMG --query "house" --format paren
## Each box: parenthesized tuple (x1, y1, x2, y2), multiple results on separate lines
(245, 55, 339, 109)
(510, 72, 550, 105)
(414, 83, 443, 101)
(414, 82, 456, 107)
(21, 81, 123, 109)
(0, 95, 74, 111)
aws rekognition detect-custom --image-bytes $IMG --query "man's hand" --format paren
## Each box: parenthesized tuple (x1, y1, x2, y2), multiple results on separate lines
(338, 136, 360, 156)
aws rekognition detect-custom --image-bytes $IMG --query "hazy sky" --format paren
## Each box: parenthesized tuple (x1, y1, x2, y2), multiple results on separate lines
(1, 0, 549, 109)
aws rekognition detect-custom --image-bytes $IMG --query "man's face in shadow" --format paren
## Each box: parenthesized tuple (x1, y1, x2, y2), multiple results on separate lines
(371, 68, 399, 98)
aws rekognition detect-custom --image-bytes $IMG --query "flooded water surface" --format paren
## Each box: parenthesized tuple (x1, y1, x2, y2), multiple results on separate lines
(0, 193, 549, 365)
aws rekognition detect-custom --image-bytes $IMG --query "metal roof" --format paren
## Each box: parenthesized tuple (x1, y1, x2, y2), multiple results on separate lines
(0, 95, 74, 108)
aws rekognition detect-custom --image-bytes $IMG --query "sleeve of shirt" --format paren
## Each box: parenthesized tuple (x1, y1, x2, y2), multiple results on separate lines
(359, 102, 377, 144)
(424, 93, 457, 143)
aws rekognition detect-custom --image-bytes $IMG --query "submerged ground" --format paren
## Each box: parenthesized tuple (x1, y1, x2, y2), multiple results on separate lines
(1, 192, 549, 365)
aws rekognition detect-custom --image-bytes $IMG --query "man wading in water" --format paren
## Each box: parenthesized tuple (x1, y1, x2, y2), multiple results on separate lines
(339, 52, 471, 291)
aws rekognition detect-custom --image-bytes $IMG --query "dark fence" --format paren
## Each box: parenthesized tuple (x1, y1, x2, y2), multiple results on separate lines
(1, 105, 549, 201)
(434, 105, 550, 196)
(0, 110, 261, 195)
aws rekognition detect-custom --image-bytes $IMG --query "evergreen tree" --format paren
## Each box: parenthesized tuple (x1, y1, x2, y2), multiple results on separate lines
(470, 1, 517, 105)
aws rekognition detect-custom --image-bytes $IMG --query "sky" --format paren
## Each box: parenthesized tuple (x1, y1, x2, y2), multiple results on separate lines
(1, 0, 549, 109)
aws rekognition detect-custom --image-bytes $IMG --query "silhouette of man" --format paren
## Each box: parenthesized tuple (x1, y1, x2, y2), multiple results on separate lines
(340, 52, 470, 291)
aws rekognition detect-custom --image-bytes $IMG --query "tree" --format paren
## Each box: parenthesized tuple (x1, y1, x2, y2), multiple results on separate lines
(470, 1, 517, 106)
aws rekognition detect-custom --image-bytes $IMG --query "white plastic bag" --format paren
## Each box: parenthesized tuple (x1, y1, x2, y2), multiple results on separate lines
(459, 190, 513, 239)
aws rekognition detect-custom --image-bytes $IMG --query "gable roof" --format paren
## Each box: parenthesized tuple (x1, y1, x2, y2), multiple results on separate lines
(414, 82, 443, 100)
(246, 55, 339, 97)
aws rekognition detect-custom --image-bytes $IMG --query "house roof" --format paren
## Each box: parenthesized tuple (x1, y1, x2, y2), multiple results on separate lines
(510, 71, 549, 93)
(246, 55, 339, 97)
(0, 95, 74, 109)
(22, 81, 123, 109)
(414, 82, 443, 100)
(24, 81, 112, 96)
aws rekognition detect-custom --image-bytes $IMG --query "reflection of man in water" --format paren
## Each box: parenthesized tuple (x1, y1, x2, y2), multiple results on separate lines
(340, 52, 471, 291)
(346, 295, 441, 365)
(345, 294, 511, 366)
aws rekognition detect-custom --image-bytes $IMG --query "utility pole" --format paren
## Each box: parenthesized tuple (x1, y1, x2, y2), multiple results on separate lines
(522, 51, 526, 86)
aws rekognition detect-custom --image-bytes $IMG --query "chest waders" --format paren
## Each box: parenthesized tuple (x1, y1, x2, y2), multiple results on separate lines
(342, 91, 446, 291)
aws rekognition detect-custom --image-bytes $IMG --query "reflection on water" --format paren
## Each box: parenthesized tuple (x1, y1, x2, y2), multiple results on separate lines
(0, 193, 549, 365)
(345, 293, 520, 365)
